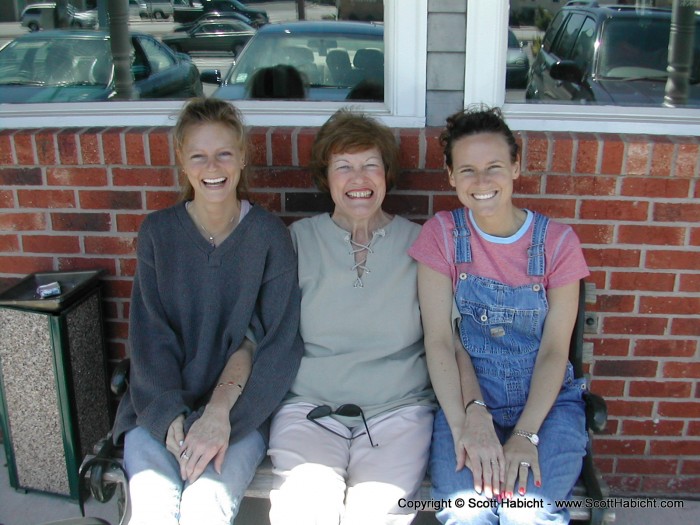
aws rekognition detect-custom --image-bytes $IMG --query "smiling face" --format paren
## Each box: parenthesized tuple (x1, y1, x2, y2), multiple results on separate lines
(178, 122, 245, 207)
(448, 132, 520, 222)
(328, 147, 387, 228)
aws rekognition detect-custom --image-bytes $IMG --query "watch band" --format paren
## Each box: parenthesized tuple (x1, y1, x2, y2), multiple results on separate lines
(512, 429, 539, 446)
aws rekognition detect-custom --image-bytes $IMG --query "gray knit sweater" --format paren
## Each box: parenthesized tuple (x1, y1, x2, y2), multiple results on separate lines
(113, 202, 304, 445)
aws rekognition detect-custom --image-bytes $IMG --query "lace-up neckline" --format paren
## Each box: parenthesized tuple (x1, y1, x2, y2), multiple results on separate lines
(345, 229, 386, 287)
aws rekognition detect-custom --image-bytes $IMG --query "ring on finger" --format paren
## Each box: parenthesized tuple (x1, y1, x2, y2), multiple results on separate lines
(519, 461, 530, 468)
(180, 450, 190, 461)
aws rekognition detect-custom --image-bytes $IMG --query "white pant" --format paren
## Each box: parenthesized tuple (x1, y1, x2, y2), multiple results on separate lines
(268, 402, 434, 525)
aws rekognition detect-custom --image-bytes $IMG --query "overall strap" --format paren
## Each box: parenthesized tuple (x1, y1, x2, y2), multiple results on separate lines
(527, 212, 549, 276)
(451, 208, 472, 264)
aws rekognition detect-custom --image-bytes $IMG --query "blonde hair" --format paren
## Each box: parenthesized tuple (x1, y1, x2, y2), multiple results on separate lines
(174, 98, 249, 201)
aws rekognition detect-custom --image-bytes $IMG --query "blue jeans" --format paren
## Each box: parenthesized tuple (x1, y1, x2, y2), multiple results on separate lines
(124, 426, 266, 525)
(430, 387, 587, 525)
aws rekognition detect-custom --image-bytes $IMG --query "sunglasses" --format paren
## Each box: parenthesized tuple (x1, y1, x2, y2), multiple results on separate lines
(306, 404, 378, 447)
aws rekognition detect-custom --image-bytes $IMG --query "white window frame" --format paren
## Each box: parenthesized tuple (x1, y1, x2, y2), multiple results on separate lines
(469, 0, 700, 136)
(0, 0, 428, 129)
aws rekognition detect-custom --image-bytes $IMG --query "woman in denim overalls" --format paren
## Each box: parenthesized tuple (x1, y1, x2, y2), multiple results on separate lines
(409, 107, 589, 524)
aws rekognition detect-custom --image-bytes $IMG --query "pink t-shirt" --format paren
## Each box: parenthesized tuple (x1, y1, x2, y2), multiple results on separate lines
(408, 209, 589, 291)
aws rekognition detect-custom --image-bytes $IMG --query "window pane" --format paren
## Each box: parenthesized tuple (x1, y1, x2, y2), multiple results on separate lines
(196, 1, 385, 102)
(508, 0, 700, 108)
(212, 24, 384, 101)
(0, 1, 427, 129)
(0, 0, 385, 104)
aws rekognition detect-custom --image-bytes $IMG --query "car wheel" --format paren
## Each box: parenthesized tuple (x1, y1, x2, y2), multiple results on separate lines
(28, 21, 39, 32)
(524, 84, 536, 100)
(71, 21, 82, 28)
(154, 11, 164, 20)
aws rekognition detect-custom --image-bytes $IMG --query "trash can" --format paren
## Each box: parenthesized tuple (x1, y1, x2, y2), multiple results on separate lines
(0, 270, 112, 499)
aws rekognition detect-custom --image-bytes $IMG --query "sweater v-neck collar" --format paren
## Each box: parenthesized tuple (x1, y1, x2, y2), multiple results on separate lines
(177, 201, 256, 265)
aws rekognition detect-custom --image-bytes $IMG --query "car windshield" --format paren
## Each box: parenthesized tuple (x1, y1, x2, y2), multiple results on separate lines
(0, 37, 112, 87)
(598, 18, 700, 83)
(223, 29, 384, 99)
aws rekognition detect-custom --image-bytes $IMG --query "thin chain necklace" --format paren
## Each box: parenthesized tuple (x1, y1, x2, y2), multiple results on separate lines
(186, 201, 237, 247)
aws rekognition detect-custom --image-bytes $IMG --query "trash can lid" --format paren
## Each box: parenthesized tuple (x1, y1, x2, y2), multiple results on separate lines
(0, 270, 106, 313)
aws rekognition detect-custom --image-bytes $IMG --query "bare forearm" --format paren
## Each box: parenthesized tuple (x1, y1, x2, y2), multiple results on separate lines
(515, 348, 568, 433)
(206, 338, 254, 417)
(427, 338, 466, 434)
(455, 336, 484, 409)
(418, 263, 468, 434)
(515, 282, 578, 435)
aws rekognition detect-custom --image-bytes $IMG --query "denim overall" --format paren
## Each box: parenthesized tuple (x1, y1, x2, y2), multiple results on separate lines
(430, 208, 587, 525)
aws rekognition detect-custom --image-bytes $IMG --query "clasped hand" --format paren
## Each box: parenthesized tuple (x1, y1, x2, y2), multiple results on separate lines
(455, 411, 541, 499)
(165, 407, 231, 483)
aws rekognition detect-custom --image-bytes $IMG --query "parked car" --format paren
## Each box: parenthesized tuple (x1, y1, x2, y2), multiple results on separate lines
(201, 21, 384, 101)
(0, 30, 203, 103)
(20, 3, 98, 32)
(162, 20, 255, 54)
(173, 10, 255, 32)
(525, 3, 700, 106)
(506, 29, 529, 89)
(174, 0, 269, 27)
(139, 1, 174, 20)
(128, 0, 147, 19)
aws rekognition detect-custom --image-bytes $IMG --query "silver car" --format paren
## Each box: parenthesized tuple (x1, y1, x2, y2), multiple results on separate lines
(128, 0, 147, 19)
(140, 1, 175, 20)
(20, 3, 98, 32)
(203, 21, 385, 101)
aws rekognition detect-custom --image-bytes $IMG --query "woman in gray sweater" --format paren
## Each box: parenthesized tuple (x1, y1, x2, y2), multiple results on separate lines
(112, 98, 304, 525)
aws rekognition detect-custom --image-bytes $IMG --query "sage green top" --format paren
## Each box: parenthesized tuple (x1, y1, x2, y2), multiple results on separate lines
(284, 213, 435, 421)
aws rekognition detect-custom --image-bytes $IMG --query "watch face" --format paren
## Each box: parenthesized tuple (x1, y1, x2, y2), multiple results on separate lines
(514, 429, 539, 446)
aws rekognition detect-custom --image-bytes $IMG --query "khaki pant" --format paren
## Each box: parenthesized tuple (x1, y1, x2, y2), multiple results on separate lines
(268, 402, 434, 525)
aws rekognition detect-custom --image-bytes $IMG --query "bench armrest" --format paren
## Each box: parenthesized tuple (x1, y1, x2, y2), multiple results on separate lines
(110, 358, 131, 396)
(584, 391, 607, 434)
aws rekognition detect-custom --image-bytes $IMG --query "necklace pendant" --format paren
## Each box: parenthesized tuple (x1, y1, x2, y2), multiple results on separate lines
(208, 236, 215, 246)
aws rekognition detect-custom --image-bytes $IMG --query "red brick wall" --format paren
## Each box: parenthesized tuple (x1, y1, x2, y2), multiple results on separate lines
(0, 126, 698, 496)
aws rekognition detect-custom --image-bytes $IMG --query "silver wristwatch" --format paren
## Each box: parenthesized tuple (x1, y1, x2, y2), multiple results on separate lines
(512, 429, 539, 447)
